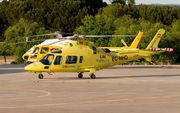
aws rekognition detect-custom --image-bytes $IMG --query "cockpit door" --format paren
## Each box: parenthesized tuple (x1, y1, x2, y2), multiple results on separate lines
(31, 47, 39, 59)
(50, 55, 63, 72)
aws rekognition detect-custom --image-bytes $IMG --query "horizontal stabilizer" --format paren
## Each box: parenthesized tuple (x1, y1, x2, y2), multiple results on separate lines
(148, 48, 173, 52)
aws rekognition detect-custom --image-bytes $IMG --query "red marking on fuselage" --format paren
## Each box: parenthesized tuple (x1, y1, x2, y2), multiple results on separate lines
(50, 48, 55, 52)
(79, 42, 83, 45)
(133, 54, 139, 57)
(102, 55, 106, 58)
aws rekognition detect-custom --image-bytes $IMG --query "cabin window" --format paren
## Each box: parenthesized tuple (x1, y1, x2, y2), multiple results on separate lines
(40, 54, 54, 65)
(54, 56, 62, 65)
(40, 47, 49, 54)
(66, 56, 77, 64)
(92, 46, 97, 54)
(33, 47, 39, 54)
(102, 48, 111, 53)
(31, 55, 37, 59)
(79, 56, 83, 63)
(51, 49, 62, 53)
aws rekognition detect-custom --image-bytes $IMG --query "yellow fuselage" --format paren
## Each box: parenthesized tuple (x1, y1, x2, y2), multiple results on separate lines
(24, 41, 164, 74)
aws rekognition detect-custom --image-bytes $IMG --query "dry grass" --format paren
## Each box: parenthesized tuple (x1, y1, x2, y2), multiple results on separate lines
(0, 55, 17, 64)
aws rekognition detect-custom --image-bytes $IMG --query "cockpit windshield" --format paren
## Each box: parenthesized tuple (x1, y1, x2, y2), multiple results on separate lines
(33, 47, 39, 54)
(40, 54, 54, 65)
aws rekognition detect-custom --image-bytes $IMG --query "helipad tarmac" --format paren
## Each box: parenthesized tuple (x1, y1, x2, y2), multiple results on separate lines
(0, 64, 180, 113)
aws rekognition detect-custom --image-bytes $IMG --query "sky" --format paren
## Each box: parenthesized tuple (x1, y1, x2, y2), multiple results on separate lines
(103, 0, 180, 5)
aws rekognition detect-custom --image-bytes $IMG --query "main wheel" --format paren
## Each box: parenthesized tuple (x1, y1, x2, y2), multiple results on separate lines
(90, 73, 96, 79)
(38, 74, 43, 79)
(78, 73, 83, 78)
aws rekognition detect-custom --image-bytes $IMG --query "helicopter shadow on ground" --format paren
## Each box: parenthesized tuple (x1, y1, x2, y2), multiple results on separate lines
(43, 74, 180, 80)
(94, 74, 180, 79)
(106, 65, 180, 69)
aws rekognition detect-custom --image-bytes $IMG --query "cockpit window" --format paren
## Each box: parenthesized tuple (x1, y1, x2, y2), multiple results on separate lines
(92, 46, 97, 54)
(33, 47, 39, 54)
(66, 56, 77, 64)
(40, 47, 49, 54)
(40, 54, 54, 65)
(54, 56, 62, 65)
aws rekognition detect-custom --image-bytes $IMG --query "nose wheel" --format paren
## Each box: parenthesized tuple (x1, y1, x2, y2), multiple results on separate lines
(90, 73, 96, 79)
(78, 73, 83, 78)
(38, 74, 44, 79)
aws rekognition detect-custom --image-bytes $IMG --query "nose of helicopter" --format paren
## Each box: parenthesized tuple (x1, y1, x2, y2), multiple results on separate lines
(24, 63, 34, 71)
(24, 62, 44, 72)
(23, 55, 29, 60)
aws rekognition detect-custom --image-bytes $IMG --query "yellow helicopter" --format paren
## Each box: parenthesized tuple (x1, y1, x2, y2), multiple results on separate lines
(21, 31, 73, 62)
(24, 29, 173, 79)
(22, 39, 72, 62)
(22, 31, 143, 62)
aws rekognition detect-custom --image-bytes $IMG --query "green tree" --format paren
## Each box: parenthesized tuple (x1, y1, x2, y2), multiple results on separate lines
(138, 5, 178, 25)
(127, 0, 135, 6)
(0, 43, 14, 63)
(5, 1, 30, 26)
(98, 3, 128, 21)
(98, 3, 139, 21)
(108, 15, 141, 47)
(74, 15, 114, 46)
(109, 0, 135, 6)
(0, 0, 107, 38)
(25, 0, 106, 32)
(161, 19, 180, 63)
(109, 0, 126, 5)
(4, 18, 52, 63)
(0, 0, 10, 39)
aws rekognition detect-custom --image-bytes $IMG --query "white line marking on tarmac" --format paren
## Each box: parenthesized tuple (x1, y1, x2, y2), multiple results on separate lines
(0, 88, 51, 100)
(1, 94, 180, 108)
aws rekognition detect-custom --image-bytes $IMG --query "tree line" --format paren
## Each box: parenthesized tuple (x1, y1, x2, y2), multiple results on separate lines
(75, 3, 180, 63)
(0, 0, 107, 38)
(0, 0, 180, 64)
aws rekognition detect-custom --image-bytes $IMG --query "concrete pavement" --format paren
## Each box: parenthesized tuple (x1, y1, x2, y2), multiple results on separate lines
(0, 65, 180, 113)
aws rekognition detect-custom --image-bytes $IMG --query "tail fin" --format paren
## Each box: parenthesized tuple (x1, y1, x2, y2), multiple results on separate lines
(129, 31, 143, 48)
(146, 29, 165, 50)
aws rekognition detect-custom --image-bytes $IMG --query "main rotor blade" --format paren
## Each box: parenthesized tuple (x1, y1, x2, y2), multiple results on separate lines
(26, 33, 55, 38)
(8, 39, 48, 45)
(64, 34, 139, 39)
(6, 33, 55, 43)
(83, 35, 137, 37)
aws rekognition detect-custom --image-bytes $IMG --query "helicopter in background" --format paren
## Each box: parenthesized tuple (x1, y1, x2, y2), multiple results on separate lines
(22, 31, 143, 62)
(24, 29, 173, 79)
(23, 39, 72, 62)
